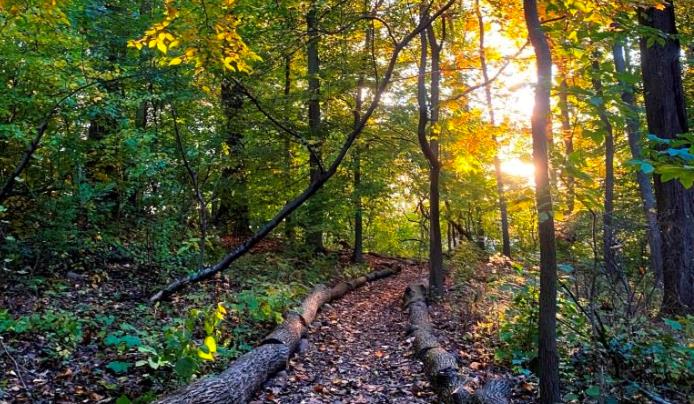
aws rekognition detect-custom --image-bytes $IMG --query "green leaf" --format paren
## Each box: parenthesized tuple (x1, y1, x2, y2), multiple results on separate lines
(121, 335, 141, 348)
(174, 356, 196, 380)
(115, 396, 131, 404)
(106, 361, 130, 374)
(585, 385, 601, 397)
(663, 318, 682, 331)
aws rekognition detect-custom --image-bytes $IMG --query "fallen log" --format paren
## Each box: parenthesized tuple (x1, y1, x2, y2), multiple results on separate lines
(155, 344, 290, 404)
(156, 265, 401, 403)
(404, 281, 512, 404)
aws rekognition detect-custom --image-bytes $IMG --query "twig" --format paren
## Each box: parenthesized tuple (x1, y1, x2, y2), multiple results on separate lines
(0, 336, 33, 401)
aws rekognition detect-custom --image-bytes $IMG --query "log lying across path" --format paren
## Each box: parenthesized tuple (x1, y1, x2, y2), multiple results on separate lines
(404, 282, 512, 404)
(156, 264, 402, 404)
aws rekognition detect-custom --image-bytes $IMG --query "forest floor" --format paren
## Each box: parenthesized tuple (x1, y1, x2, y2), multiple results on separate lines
(252, 254, 533, 404)
(1, 245, 536, 403)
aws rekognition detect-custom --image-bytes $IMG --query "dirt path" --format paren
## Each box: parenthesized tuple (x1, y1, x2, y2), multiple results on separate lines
(252, 262, 435, 403)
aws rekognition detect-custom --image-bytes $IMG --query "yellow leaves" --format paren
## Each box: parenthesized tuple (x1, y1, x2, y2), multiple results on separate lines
(128, 0, 259, 74)
(216, 303, 227, 319)
(197, 336, 217, 361)
(654, 2, 666, 10)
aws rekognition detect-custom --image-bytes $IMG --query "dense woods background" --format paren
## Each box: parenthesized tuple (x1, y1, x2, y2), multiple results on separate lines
(0, 0, 692, 402)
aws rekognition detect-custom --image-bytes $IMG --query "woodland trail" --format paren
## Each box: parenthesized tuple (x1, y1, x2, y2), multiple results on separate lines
(252, 260, 436, 403)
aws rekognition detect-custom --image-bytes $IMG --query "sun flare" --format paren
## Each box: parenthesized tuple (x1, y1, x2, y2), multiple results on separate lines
(500, 157, 535, 186)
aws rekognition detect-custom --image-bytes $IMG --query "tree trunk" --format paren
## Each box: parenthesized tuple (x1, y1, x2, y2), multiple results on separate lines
(558, 64, 575, 215)
(523, 0, 561, 402)
(422, 6, 445, 297)
(157, 266, 400, 404)
(639, 4, 694, 314)
(305, 2, 324, 251)
(404, 282, 512, 404)
(284, 55, 295, 241)
(149, 1, 457, 302)
(218, 80, 251, 237)
(476, 0, 511, 258)
(590, 57, 618, 279)
(612, 42, 663, 282)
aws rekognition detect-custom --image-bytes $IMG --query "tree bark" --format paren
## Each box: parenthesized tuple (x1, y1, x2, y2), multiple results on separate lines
(218, 80, 251, 237)
(639, 4, 694, 314)
(611, 41, 663, 282)
(523, 0, 561, 402)
(590, 57, 618, 279)
(416, 4, 445, 298)
(284, 55, 296, 241)
(404, 282, 512, 404)
(157, 265, 401, 404)
(305, 2, 325, 251)
(476, 0, 511, 258)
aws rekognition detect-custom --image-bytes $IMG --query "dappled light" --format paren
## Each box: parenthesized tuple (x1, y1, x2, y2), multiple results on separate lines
(1, 0, 692, 403)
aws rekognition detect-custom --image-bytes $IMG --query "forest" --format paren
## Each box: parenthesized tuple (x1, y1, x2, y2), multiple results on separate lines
(0, 0, 693, 402)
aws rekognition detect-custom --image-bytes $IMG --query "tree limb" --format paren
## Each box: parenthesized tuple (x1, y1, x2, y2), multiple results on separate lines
(150, 0, 457, 302)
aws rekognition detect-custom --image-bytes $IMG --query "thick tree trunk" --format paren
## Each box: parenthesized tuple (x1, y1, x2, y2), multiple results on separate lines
(612, 42, 663, 282)
(476, 0, 511, 258)
(590, 58, 618, 279)
(305, 3, 324, 251)
(523, 0, 561, 402)
(639, 4, 694, 314)
(158, 265, 401, 404)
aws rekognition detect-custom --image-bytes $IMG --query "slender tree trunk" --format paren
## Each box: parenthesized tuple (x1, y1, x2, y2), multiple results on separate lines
(306, 3, 324, 251)
(639, 4, 694, 314)
(612, 42, 663, 282)
(352, 8, 374, 264)
(172, 108, 208, 266)
(590, 57, 617, 278)
(524, 0, 561, 401)
(352, 79, 364, 263)
(558, 65, 575, 215)
(284, 55, 295, 242)
(476, 0, 511, 258)
(416, 4, 445, 298)
(218, 80, 251, 237)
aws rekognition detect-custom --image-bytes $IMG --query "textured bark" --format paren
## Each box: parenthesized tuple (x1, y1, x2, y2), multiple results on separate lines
(305, 2, 324, 251)
(612, 42, 663, 281)
(155, 344, 290, 404)
(299, 284, 332, 324)
(407, 301, 433, 334)
(262, 312, 305, 351)
(639, 4, 694, 314)
(217, 80, 251, 237)
(416, 4, 445, 298)
(283, 55, 295, 241)
(523, 0, 561, 402)
(476, 0, 511, 258)
(404, 282, 512, 404)
(158, 266, 401, 403)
